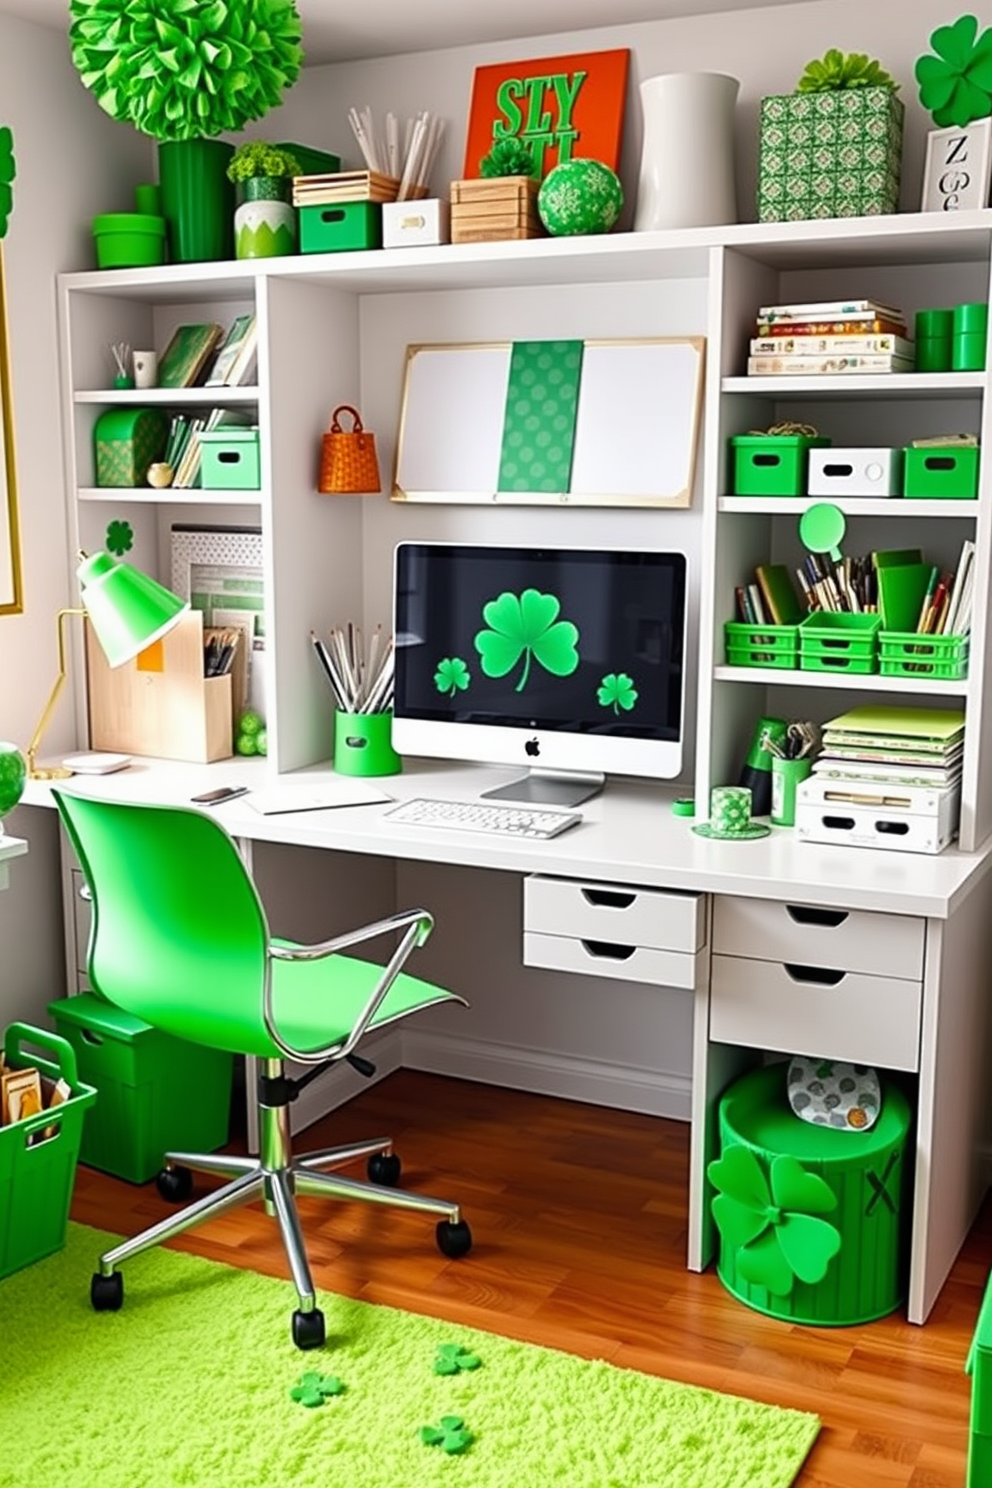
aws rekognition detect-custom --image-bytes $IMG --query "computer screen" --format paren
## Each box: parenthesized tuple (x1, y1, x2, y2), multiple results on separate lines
(392, 543, 687, 805)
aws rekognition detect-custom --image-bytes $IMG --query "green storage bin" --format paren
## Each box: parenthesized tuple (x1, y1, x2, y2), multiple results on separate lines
(879, 631, 969, 681)
(730, 434, 830, 496)
(903, 445, 979, 499)
(94, 407, 169, 488)
(712, 1061, 911, 1326)
(200, 428, 261, 490)
(800, 611, 880, 673)
(48, 993, 233, 1185)
(275, 142, 341, 177)
(300, 201, 382, 254)
(92, 212, 167, 270)
(967, 1269, 992, 1486)
(724, 621, 799, 669)
(0, 1023, 96, 1280)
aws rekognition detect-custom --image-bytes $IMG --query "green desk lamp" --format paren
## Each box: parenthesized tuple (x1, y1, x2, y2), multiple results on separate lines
(25, 550, 189, 780)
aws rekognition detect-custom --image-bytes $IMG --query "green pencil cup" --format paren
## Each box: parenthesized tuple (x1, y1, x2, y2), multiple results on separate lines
(771, 755, 812, 827)
(333, 711, 401, 777)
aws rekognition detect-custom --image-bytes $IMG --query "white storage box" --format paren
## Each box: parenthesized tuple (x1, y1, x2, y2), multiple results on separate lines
(807, 447, 903, 497)
(382, 198, 450, 248)
(794, 776, 960, 854)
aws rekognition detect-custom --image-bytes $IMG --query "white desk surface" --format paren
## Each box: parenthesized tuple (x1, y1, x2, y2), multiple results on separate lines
(21, 757, 992, 919)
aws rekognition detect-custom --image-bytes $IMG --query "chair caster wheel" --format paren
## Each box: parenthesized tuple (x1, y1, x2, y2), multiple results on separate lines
(436, 1219, 472, 1258)
(368, 1152, 401, 1187)
(91, 1271, 123, 1311)
(156, 1165, 193, 1202)
(292, 1308, 326, 1350)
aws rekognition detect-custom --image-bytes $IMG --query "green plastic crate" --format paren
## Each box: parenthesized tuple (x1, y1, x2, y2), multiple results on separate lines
(300, 201, 382, 254)
(48, 993, 233, 1185)
(903, 445, 979, 499)
(712, 1062, 911, 1325)
(800, 611, 880, 673)
(724, 621, 799, 669)
(0, 1023, 96, 1280)
(879, 631, 969, 680)
(730, 434, 830, 496)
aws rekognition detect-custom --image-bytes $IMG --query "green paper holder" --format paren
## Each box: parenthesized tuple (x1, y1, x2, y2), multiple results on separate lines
(334, 711, 401, 777)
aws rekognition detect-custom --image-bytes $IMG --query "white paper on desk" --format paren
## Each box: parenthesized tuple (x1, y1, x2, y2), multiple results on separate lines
(246, 781, 393, 815)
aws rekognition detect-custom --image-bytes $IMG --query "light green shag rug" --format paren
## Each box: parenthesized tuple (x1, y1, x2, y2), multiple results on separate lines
(0, 1224, 819, 1488)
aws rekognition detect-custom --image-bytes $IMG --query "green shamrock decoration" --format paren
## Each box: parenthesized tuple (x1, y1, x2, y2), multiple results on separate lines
(915, 14, 992, 126)
(597, 672, 638, 715)
(796, 49, 897, 93)
(289, 1371, 345, 1408)
(434, 657, 471, 697)
(0, 126, 15, 240)
(105, 519, 134, 557)
(480, 137, 538, 178)
(433, 1342, 482, 1376)
(475, 589, 579, 693)
(707, 1144, 841, 1297)
(420, 1416, 474, 1454)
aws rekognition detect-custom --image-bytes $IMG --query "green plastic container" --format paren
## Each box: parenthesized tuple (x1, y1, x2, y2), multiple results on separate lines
(48, 993, 233, 1184)
(879, 631, 969, 680)
(915, 307, 953, 372)
(0, 1023, 96, 1280)
(92, 212, 167, 270)
(724, 621, 799, 669)
(93, 407, 169, 488)
(967, 1269, 992, 1486)
(334, 710, 401, 776)
(953, 302, 988, 371)
(158, 137, 234, 264)
(714, 1062, 911, 1325)
(300, 201, 382, 254)
(903, 445, 979, 499)
(730, 434, 830, 496)
(800, 611, 880, 673)
(275, 142, 341, 176)
(200, 429, 261, 490)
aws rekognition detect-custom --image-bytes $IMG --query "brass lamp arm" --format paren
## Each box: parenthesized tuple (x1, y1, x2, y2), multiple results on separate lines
(26, 607, 85, 780)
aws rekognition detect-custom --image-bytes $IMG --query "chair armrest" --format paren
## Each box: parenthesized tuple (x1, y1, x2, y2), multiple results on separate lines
(262, 908, 435, 1065)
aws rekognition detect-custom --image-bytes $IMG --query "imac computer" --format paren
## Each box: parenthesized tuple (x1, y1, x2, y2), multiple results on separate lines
(392, 543, 687, 807)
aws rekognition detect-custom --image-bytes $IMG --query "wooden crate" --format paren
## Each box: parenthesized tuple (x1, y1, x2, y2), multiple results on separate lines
(449, 176, 542, 243)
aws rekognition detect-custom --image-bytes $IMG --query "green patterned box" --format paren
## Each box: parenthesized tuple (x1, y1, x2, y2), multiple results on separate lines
(94, 407, 169, 488)
(757, 88, 904, 222)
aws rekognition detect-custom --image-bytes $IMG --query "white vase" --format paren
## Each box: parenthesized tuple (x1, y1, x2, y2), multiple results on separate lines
(634, 72, 740, 231)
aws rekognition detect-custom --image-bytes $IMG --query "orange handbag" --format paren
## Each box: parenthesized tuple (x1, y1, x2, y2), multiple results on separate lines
(317, 405, 381, 494)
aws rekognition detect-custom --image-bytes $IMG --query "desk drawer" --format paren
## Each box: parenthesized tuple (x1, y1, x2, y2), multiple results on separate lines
(712, 896, 924, 981)
(710, 952, 922, 1070)
(524, 931, 697, 989)
(525, 875, 704, 953)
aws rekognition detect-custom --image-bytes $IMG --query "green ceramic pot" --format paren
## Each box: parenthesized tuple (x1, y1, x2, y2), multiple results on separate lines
(537, 159, 624, 237)
(0, 741, 26, 821)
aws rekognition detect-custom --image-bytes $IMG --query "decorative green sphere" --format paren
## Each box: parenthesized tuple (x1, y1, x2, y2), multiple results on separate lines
(0, 741, 26, 819)
(538, 159, 623, 236)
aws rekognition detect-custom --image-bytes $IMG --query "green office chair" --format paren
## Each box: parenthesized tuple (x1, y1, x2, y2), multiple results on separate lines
(53, 789, 472, 1349)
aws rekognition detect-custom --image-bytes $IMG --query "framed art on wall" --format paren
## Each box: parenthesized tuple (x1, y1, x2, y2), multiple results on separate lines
(921, 118, 992, 212)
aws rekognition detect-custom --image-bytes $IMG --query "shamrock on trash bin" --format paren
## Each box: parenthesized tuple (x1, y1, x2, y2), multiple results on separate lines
(420, 1415, 474, 1454)
(289, 1371, 345, 1407)
(707, 1144, 841, 1296)
(433, 1342, 482, 1376)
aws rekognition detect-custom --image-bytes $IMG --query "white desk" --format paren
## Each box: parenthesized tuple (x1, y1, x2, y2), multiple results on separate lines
(22, 757, 992, 1324)
(0, 834, 28, 891)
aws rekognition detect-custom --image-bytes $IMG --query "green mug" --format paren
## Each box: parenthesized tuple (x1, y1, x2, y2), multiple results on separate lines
(333, 710, 401, 777)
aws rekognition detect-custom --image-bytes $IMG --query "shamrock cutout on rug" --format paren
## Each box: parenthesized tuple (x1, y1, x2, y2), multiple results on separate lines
(289, 1371, 345, 1408)
(420, 1415, 474, 1454)
(707, 1144, 841, 1296)
(433, 1342, 482, 1376)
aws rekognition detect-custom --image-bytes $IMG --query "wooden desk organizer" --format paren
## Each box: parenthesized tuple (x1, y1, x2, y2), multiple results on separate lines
(86, 610, 232, 763)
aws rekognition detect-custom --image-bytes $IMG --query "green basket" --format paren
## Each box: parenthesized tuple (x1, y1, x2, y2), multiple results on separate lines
(0, 1023, 96, 1280)
(800, 612, 880, 674)
(48, 994, 233, 1185)
(879, 631, 969, 680)
(724, 621, 799, 669)
(730, 434, 830, 496)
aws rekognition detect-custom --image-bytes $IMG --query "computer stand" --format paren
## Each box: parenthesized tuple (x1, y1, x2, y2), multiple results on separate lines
(482, 770, 605, 809)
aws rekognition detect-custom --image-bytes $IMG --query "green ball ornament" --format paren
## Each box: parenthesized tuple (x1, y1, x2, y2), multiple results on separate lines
(538, 159, 623, 237)
(235, 733, 258, 756)
(0, 741, 26, 820)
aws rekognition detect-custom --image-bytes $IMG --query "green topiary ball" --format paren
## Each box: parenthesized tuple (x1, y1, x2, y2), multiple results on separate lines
(538, 159, 623, 236)
(0, 741, 26, 820)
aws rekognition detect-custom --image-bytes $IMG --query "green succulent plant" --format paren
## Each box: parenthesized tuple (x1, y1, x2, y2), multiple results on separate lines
(227, 141, 302, 183)
(474, 589, 579, 693)
(796, 48, 897, 93)
(479, 137, 538, 178)
(915, 14, 992, 127)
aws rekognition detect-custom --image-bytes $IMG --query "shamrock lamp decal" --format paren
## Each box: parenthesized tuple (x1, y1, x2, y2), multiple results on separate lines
(708, 1144, 842, 1296)
(915, 13, 992, 126)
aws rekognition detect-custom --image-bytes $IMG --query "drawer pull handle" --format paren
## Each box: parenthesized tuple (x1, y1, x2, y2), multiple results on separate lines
(580, 939, 636, 962)
(876, 819, 910, 836)
(785, 905, 848, 928)
(581, 888, 636, 910)
(784, 963, 846, 986)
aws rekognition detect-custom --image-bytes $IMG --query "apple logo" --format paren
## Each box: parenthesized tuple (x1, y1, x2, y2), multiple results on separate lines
(525, 737, 540, 757)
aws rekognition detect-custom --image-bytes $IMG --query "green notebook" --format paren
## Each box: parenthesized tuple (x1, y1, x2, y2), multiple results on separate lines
(755, 563, 802, 625)
(823, 704, 966, 743)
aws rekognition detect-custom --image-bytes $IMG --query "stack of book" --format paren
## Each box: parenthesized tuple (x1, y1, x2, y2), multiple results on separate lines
(163, 407, 255, 489)
(748, 298, 914, 376)
(157, 323, 224, 389)
(205, 314, 258, 388)
(291, 169, 401, 207)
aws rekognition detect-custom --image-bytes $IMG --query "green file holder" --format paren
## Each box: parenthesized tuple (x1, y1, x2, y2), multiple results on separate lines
(333, 710, 401, 776)
(730, 434, 830, 496)
(879, 632, 969, 680)
(724, 621, 799, 669)
(903, 446, 979, 499)
(299, 201, 382, 254)
(799, 612, 880, 674)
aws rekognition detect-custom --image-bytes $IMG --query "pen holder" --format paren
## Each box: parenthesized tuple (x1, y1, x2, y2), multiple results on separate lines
(771, 756, 812, 827)
(333, 710, 401, 777)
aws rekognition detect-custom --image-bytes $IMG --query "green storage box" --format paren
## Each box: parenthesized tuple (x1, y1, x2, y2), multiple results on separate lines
(200, 428, 261, 490)
(94, 407, 169, 488)
(300, 201, 382, 254)
(967, 1269, 992, 1486)
(48, 993, 233, 1185)
(724, 621, 799, 669)
(903, 445, 979, 499)
(0, 1023, 96, 1280)
(730, 434, 830, 496)
(800, 611, 880, 673)
(757, 87, 904, 223)
(276, 142, 341, 177)
(879, 631, 969, 681)
(92, 212, 167, 270)
(712, 1062, 911, 1326)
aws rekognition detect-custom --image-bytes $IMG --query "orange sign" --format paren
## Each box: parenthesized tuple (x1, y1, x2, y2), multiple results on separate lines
(462, 48, 629, 179)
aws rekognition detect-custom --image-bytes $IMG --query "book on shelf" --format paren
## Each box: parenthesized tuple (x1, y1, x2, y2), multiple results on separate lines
(168, 407, 256, 489)
(157, 322, 224, 389)
(747, 352, 913, 375)
(749, 333, 914, 359)
(754, 563, 802, 625)
(755, 316, 908, 338)
(756, 298, 904, 322)
(205, 315, 258, 387)
(812, 756, 962, 789)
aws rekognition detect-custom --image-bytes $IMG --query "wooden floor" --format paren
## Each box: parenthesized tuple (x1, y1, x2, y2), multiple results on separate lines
(69, 1070, 988, 1487)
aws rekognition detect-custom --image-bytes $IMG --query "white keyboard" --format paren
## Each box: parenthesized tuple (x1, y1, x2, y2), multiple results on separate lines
(384, 797, 582, 840)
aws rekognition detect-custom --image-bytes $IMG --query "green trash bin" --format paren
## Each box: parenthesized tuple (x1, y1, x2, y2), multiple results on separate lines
(48, 993, 233, 1185)
(709, 1061, 911, 1326)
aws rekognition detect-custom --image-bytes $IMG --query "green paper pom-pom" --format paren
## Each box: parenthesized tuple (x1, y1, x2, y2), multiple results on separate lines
(479, 137, 538, 178)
